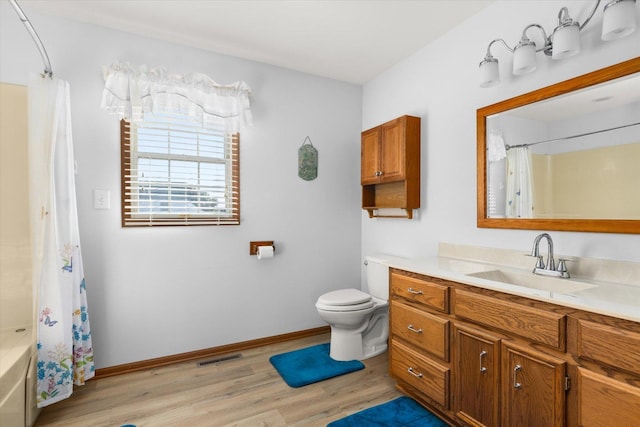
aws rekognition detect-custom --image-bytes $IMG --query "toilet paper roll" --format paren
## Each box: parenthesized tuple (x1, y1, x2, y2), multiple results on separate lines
(257, 245, 274, 259)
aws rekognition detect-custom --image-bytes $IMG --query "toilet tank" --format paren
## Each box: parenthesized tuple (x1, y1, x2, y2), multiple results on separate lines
(365, 255, 390, 300)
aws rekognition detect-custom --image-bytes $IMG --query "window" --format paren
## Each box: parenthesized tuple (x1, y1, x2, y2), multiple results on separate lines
(120, 113, 239, 226)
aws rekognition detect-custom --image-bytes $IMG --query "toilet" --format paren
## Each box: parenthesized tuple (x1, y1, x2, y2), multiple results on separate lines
(315, 255, 390, 361)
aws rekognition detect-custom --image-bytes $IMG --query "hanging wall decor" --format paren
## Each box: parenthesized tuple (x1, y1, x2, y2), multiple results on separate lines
(298, 136, 318, 181)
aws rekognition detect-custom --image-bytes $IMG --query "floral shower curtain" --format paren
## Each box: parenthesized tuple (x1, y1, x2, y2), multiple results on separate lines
(505, 146, 534, 218)
(28, 75, 94, 408)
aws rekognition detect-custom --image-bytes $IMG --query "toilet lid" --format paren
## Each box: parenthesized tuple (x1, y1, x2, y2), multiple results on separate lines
(316, 300, 375, 312)
(317, 288, 373, 307)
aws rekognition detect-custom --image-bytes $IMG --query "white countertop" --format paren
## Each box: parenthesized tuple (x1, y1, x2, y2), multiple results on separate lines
(379, 254, 640, 323)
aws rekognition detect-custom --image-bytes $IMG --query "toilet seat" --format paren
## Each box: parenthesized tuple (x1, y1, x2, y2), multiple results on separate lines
(316, 288, 374, 312)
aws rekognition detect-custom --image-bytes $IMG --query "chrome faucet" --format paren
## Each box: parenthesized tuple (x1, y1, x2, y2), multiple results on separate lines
(530, 233, 570, 278)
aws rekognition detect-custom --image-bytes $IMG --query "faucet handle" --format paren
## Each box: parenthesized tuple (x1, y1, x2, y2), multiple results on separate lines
(556, 258, 572, 278)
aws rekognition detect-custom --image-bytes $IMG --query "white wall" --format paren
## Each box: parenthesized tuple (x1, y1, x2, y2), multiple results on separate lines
(361, 0, 640, 285)
(0, 4, 362, 369)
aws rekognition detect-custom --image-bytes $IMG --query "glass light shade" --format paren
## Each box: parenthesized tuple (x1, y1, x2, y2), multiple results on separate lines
(602, 0, 637, 41)
(513, 41, 537, 75)
(479, 57, 499, 87)
(552, 22, 580, 59)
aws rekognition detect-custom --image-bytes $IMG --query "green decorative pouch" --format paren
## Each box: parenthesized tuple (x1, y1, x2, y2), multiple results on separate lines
(298, 136, 318, 181)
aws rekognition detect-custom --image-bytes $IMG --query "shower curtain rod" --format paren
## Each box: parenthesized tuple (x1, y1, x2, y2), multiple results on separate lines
(9, 0, 53, 78)
(505, 122, 640, 150)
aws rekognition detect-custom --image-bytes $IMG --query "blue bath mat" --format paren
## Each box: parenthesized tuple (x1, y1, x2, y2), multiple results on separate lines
(327, 396, 448, 426)
(269, 343, 364, 388)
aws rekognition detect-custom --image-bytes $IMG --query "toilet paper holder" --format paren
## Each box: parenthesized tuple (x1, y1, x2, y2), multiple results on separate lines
(250, 241, 275, 255)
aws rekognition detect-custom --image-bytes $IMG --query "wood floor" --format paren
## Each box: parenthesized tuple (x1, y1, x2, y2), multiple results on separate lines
(35, 333, 402, 426)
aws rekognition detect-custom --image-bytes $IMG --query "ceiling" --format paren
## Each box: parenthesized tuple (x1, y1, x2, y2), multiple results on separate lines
(504, 73, 640, 122)
(20, 0, 493, 84)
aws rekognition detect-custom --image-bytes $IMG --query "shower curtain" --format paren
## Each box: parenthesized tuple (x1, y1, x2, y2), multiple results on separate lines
(505, 146, 534, 218)
(28, 75, 94, 408)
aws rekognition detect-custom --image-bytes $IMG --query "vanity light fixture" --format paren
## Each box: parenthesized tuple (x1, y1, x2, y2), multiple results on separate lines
(479, 0, 637, 87)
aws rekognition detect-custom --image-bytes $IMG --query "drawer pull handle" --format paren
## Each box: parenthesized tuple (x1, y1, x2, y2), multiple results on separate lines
(407, 288, 423, 295)
(407, 324, 423, 334)
(479, 350, 487, 373)
(408, 367, 423, 379)
(513, 364, 522, 389)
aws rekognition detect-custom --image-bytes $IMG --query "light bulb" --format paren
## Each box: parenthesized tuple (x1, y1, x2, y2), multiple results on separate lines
(602, 0, 637, 41)
(480, 56, 500, 88)
(513, 38, 537, 75)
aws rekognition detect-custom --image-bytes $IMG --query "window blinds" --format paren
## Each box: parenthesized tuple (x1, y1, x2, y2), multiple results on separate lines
(120, 114, 239, 226)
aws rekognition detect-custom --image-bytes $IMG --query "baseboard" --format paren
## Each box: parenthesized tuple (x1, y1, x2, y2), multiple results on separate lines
(94, 326, 330, 379)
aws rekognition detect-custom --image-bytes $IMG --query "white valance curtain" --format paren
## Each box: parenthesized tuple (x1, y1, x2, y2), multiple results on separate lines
(487, 130, 507, 162)
(100, 62, 252, 133)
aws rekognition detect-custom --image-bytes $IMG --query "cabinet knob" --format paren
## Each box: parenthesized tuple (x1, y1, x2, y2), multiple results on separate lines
(407, 287, 423, 295)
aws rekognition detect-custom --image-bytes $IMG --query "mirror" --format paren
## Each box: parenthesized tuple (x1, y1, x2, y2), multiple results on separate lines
(477, 57, 640, 234)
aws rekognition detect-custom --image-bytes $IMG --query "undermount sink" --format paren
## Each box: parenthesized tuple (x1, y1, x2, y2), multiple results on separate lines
(467, 269, 597, 294)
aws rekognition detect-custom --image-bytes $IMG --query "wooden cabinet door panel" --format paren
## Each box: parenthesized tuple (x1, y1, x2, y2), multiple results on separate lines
(380, 119, 405, 182)
(390, 340, 450, 408)
(575, 318, 640, 376)
(392, 300, 449, 360)
(454, 289, 566, 350)
(454, 325, 501, 427)
(361, 128, 381, 184)
(502, 342, 566, 427)
(577, 367, 640, 427)
(391, 272, 449, 313)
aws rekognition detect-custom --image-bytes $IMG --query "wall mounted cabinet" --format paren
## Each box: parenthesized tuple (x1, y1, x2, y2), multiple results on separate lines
(361, 115, 420, 219)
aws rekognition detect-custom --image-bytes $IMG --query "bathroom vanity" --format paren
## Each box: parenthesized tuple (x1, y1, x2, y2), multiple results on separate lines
(386, 245, 640, 427)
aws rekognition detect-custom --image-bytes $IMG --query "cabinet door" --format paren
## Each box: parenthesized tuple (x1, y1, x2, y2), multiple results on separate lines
(576, 367, 640, 427)
(379, 118, 405, 182)
(361, 127, 381, 184)
(454, 325, 501, 427)
(502, 342, 566, 427)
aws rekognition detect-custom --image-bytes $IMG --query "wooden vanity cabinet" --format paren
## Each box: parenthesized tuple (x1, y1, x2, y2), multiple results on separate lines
(361, 115, 420, 219)
(390, 267, 640, 427)
(390, 268, 571, 426)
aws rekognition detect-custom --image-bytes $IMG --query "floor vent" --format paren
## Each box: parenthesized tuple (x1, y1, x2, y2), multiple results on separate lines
(197, 354, 242, 367)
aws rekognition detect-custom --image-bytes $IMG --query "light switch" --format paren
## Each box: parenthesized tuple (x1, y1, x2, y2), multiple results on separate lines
(94, 189, 111, 210)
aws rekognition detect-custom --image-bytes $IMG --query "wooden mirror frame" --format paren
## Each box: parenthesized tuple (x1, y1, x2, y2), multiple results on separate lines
(477, 57, 640, 234)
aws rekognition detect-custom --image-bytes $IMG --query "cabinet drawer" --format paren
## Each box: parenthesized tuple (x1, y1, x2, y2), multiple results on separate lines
(575, 319, 640, 376)
(391, 271, 449, 313)
(390, 340, 450, 408)
(454, 289, 566, 350)
(577, 368, 640, 427)
(391, 300, 450, 361)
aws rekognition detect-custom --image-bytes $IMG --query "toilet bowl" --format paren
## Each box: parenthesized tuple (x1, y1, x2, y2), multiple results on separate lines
(315, 256, 390, 361)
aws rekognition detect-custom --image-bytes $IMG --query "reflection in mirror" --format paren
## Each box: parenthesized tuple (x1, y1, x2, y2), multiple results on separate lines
(477, 57, 640, 234)
(487, 74, 640, 219)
